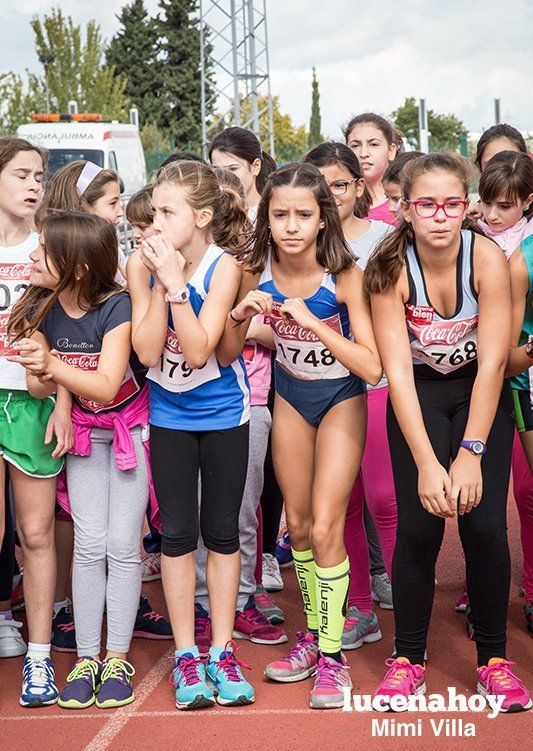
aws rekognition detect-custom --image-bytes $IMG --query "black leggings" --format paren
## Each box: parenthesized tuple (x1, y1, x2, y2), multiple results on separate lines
(387, 376, 513, 666)
(150, 422, 249, 557)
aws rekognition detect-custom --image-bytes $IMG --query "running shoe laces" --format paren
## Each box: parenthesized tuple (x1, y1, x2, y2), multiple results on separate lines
(65, 658, 100, 687)
(380, 658, 421, 691)
(263, 555, 278, 577)
(101, 658, 135, 683)
(254, 590, 274, 608)
(313, 658, 350, 687)
(280, 631, 314, 664)
(214, 643, 251, 682)
(24, 658, 53, 691)
(170, 654, 204, 687)
(481, 660, 526, 692)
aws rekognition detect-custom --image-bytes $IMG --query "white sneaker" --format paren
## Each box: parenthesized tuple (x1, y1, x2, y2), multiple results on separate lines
(141, 552, 162, 582)
(0, 618, 27, 657)
(262, 553, 284, 592)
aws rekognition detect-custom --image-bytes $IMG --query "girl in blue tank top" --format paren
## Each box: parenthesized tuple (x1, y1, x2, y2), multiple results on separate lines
(223, 162, 382, 709)
(127, 160, 255, 710)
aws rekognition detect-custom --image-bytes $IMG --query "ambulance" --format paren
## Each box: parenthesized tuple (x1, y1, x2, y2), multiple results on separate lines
(16, 113, 147, 198)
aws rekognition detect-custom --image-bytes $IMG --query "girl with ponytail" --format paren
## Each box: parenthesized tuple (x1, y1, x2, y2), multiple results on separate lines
(366, 152, 531, 712)
(127, 160, 256, 711)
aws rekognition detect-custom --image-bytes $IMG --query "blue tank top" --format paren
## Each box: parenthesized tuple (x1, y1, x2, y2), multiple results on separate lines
(147, 243, 250, 430)
(258, 255, 352, 380)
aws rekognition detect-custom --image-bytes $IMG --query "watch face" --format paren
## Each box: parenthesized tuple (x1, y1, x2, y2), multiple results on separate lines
(472, 441, 484, 454)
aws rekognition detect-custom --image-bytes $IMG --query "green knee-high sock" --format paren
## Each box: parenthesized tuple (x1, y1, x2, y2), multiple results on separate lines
(315, 558, 350, 655)
(292, 548, 318, 632)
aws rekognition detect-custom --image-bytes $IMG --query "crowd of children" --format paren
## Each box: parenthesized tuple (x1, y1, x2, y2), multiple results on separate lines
(0, 116, 531, 714)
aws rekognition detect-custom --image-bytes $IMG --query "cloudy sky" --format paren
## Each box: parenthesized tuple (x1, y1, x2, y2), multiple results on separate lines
(1, 0, 531, 138)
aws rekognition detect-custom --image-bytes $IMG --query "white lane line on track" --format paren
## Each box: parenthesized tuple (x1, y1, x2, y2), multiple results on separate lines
(3, 707, 323, 722)
(80, 646, 174, 751)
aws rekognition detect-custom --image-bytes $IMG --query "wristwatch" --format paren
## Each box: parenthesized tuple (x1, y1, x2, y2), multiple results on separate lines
(460, 439, 487, 456)
(525, 340, 533, 360)
(165, 286, 190, 304)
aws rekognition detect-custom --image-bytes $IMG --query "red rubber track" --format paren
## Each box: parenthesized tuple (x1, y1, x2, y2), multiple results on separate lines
(1, 497, 531, 751)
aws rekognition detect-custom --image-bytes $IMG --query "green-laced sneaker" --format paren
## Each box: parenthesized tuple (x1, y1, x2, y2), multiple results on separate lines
(58, 657, 102, 709)
(95, 657, 135, 708)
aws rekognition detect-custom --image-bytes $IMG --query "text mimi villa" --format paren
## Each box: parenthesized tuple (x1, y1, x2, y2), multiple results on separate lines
(372, 719, 476, 737)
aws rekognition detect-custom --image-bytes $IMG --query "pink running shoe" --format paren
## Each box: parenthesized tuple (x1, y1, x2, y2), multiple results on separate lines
(264, 631, 318, 682)
(310, 654, 352, 709)
(477, 658, 532, 713)
(233, 596, 288, 645)
(374, 657, 426, 710)
(194, 603, 212, 658)
(454, 586, 469, 612)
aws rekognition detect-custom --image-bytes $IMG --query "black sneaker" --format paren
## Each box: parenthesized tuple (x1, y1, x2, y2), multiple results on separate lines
(132, 595, 173, 640)
(525, 601, 533, 638)
(52, 605, 77, 653)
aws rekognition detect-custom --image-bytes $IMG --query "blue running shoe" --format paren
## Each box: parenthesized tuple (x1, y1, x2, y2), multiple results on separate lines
(20, 655, 59, 707)
(275, 531, 293, 568)
(172, 646, 215, 711)
(206, 642, 254, 706)
(96, 657, 136, 708)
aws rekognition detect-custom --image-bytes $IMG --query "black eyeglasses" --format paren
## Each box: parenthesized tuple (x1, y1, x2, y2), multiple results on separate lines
(328, 179, 360, 196)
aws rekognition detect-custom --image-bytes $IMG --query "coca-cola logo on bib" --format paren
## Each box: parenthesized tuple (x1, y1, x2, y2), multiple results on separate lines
(165, 326, 183, 355)
(270, 302, 342, 342)
(410, 314, 478, 346)
(0, 263, 33, 281)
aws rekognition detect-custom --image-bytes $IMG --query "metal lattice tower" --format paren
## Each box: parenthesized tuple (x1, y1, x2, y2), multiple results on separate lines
(199, 0, 275, 157)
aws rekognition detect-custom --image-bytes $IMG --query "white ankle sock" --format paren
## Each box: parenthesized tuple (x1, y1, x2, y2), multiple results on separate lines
(27, 642, 51, 659)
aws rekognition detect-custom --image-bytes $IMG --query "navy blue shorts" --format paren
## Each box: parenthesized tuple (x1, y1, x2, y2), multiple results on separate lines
(274, 362, 366, 427)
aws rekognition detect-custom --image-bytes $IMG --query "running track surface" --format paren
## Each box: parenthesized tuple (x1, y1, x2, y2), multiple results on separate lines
(1, 497, 531, 751)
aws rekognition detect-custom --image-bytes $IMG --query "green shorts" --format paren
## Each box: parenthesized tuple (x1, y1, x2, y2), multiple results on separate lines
(0, 389, 64, 477)
(512, 388, 533, 434)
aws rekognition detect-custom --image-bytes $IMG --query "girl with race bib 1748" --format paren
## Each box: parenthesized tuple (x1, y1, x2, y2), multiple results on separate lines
(235, 162, 381, 709)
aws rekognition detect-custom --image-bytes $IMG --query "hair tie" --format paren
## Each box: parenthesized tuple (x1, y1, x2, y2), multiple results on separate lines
(76, 162, 103, 197)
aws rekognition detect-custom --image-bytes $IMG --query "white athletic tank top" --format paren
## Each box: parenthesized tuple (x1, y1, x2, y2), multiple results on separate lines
(405, 230, 478, 375)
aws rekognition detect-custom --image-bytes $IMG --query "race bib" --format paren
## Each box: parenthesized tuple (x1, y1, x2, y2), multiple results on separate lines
(269, 301, 350, 380)
(0, 262, 32, 355)
(407, 308, 478, 374)
(147, 326, 220, 393)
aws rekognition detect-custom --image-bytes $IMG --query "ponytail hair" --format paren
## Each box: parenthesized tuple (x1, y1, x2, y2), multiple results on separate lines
(155, 160, 253, 255)
(365, 152, 480, 296)
(208, 126, 276, 194)
(302, 141, 372, 218)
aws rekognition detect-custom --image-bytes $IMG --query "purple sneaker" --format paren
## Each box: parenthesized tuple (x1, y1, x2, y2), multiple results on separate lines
(58, 657, 102, 710)
(275, 531, 293, 568)
(95, 658, 135, 708)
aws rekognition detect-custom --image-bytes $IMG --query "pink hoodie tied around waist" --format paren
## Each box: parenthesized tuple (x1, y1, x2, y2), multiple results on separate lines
(55, 385, 160, 531)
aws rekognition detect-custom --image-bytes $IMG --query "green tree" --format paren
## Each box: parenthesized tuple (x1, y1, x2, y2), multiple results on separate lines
(105, 0, 161, 127)
(391, 97, 467, 151)
(0, 72, 45, 136)
(156, 0, 213, 150)
(30, 6, 129, 119)
(308, 67, 322, 149)
(223, 95, 307, 163)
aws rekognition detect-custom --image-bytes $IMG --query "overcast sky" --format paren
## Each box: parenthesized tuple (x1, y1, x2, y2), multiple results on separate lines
(1, 0, 531, 138)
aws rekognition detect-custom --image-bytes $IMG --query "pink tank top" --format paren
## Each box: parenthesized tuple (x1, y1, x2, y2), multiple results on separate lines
(366, 199, 397, 226)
